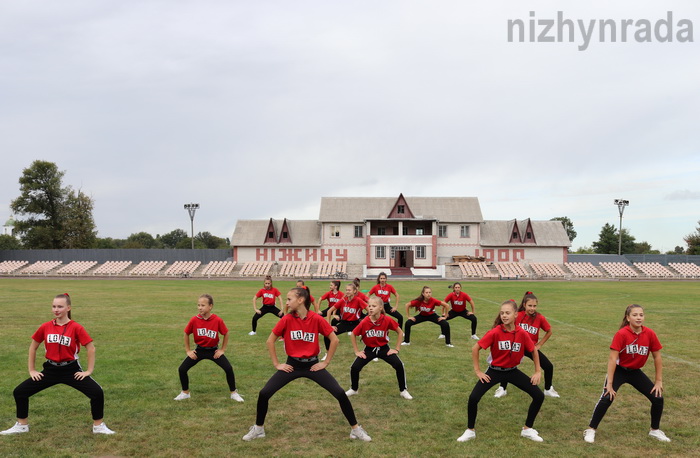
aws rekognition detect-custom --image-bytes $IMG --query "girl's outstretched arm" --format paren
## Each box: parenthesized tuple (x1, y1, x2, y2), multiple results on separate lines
(651, 350, 664, 397)
(472, 343, 489, 383)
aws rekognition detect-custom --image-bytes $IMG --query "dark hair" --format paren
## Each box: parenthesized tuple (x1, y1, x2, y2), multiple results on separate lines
(493, 300, 518, 328)
(55, 293, 72, 319)
(264, 275, 273, 285)
(353, 277, 361, 288)
(518, 291, 538, 319)
(199, 294, 214, 306)
(451, 282, 462, 289)
(412, 286, 431, 303)
(296, 279, 305, 286)
(376, 272, 388, 284)
(290, 287, 311, 310)
(620, 304, 644, 329)
(330, 280, 340, 290)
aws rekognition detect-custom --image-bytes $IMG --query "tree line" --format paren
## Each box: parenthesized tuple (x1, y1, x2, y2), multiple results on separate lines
(2, 161, 699, 255)
(1, 161, 229, 250)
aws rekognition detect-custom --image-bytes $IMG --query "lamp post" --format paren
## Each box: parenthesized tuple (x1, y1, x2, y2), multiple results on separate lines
(183, 203, 200, 249)
(613, 199, 629, 255)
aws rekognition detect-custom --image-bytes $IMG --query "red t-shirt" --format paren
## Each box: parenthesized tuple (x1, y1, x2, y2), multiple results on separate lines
(320, 290, 344, 308)
(256, 287, 281, 306)
(32, 320, 93, 363)
(611, 325, 662, 370)
(478, 325, 535, 368)
(184, 313, 228, 347)
(331, 296, 368, 322)
(369, 284, 397, 303)
(353, 314, 399, 347)
(272, 311, 334, 359)
(409, 297, 443, 316)
(356, 291, 369, 303)
(445, 291, 472, 313)
(516, 311, 551, 343)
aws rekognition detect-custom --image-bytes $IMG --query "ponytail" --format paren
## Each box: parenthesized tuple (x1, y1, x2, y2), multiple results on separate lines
(291, 287, 311, 310)
(56, 293, 72, 319)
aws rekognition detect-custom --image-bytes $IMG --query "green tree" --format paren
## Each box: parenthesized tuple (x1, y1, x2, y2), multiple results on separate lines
(161, 229, 189, 249)
(550, 216, 577, 242)
(195, 231, 229, 249)
(684, 221, 700, 255)
(666, 246, 685, 255)
(0, 234, 22, 249)
(573, 246, 595, 254)
(10, 160, 96, 249)
(592, 223, 636, 254)
(175, 237, 207, 249)
(124, 232, 161, 249)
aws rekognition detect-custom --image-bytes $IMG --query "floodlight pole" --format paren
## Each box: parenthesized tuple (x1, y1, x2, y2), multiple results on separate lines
(184, 203, 200, 249)
(614, 199, 629, 255)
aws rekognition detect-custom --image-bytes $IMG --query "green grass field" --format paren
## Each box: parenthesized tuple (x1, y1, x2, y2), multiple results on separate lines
(0, 278, 698, 457)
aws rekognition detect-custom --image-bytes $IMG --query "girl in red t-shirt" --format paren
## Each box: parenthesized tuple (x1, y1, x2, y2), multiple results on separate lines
(242, 287, 371, 442)
(346, 296, 411, 400)
(402, 286, 452, 347)
(457, 300, 544, 443)
(249, 276, 283, 336)
(443, 282, 479, 340)
(318, 280, 344, 318)
(293, 280, 317, 313)
(583, 304, 669, 444)
(368, 272, 403, 328)
(494, 292, 558, 399)
(174, 294, 243, 402)
(1, 294, 115, 436)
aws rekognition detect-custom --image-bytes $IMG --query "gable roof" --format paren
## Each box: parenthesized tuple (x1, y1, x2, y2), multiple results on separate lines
(480, 220, 570, 247)
(232, 219, 321, 246)
(319, 196, 483, 223)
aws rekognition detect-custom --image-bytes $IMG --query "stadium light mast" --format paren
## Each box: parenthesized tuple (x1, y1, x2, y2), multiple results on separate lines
(184, 203, 200, 249)
(614, 199, 629, 255)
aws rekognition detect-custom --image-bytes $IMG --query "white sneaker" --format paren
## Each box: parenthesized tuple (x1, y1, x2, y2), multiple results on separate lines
(230, 391, 244, 402)
(400, 390, 413, 400)
(347, 332, 352, 336)
(544, 387, 560, 398)
(583, 428, 596, 443)
(494, 387, 507, 398)
(446, 344, 455, 348)
(242, 425, 265, 441)
(350, 425, 371, 442)
(372, 358, 379, 362)
(401, 342, 410, 346)
(521, 428, 543, 442)
(0, 422, 29, 435)
(345, 389, 358, 397)
(321, 353, 327, 361)
(93, 422, 116, 435)
(471, 334, 479, 340)
(174, 392, 191, 401)
(437, 334, 445, 339)
(248, 331, 256, 336)
(457, 429, 476, 442)
(648, 429, 671, 442)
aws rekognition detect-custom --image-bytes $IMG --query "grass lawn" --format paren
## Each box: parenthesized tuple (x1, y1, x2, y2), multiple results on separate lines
(0, 278, 698, 457)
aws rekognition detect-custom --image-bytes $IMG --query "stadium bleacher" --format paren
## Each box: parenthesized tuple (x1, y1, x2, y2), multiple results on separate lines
(56, 261, 98, 276)
(633, 262, 675, 278)
(564, 262, 604, 278)
(200, 261, 236, 277)
(0, 260, 29, 274)
(599, 262, 638, 278)
(493, 262, 529, 279)
(668, 262, 700, 278)
(19, 261, 62, 275)
(163, 261, 201, 277)
(530, 263, 566, 278)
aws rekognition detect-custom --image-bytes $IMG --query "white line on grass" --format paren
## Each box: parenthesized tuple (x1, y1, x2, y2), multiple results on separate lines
(474, 296, 700, 370)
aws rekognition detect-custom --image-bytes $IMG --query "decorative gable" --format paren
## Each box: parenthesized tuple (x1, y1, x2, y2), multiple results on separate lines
(509, 219, 522, 243)
(264, 218, 277, 244)
(278, 218, 292, 243)
(387, 193, 415, 219)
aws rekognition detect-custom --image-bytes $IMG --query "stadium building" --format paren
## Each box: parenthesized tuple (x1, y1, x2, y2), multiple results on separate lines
(231, 194, 571, 275)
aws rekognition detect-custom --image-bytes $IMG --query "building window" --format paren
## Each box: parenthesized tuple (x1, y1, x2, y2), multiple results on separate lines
(438, 225, 447, 237)
(526, 231, 532, 239)
(416, 227, 424, 236)
(268, 231, 274, 238)
(282, 231, 288, 238)
(416, 246, 426, 259)
(377, 227, 386, 236)
(354, 225, 363, 238)
(376, 246, 386, 259)
(460, 225, 470, 238)
(402, 226, 408, 235)
(397, 205, 405, 214)
(330, 226, 341, 238)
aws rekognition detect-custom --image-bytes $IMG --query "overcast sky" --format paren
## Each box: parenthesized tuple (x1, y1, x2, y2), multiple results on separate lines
(1, 1, 698, 252)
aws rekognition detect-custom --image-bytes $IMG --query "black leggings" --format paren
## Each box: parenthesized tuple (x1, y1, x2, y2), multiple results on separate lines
(499, 350, 554, 390)
(350, 345, 407, 392)
(404, 314, 451, 344)
(383, 303, 404, 329)
(468, 367, 544, 429)
(255, 357, 357, 427)
(588, 365, 664, 430)
(447, 310, 477, 335)
(13, 361, 105, 420)
(251, 305, 282, 332)
(324, 320, 360, 351)
(178, 347, 237, 391)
